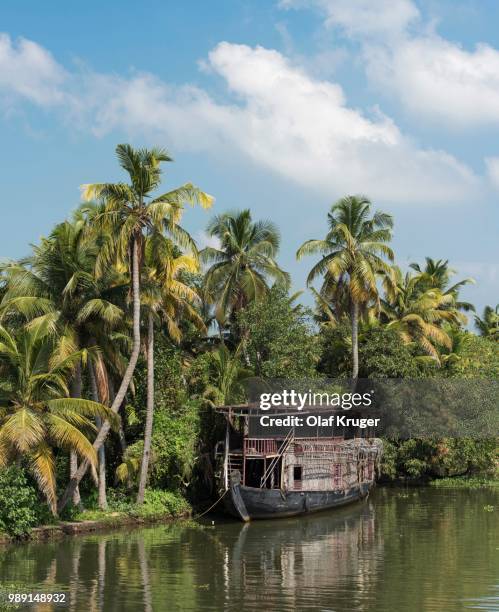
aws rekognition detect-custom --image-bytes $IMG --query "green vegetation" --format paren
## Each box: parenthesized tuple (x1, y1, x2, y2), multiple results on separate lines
(429, 476, 499, 489)
(73, 489, 190, 522)
(0, 142, 497, 539)
(0, 467, 39, 538)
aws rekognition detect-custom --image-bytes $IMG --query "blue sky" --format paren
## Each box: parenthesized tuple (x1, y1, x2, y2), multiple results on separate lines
(0, 0, 498, 319)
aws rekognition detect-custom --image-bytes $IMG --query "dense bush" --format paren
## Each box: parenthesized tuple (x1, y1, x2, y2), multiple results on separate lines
(381, 438, 498, 481)
(132, 489, 190, 518)
(124, 335, 202, 492)
(446, 334, 499, 379)
(237, 287, 320, 378)
(319, 324, 428, 378)
(0, 467, 39, 538)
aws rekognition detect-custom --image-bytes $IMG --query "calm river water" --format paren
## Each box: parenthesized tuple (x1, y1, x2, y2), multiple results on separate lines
(0, 487, 497, 611)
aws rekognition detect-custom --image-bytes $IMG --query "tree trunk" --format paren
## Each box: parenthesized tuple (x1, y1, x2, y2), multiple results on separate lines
(136, 311, 154, 505)
(70, 362, 83, 510)
(351, 300, 359, 382)
(58, 235, 142, 513)
(88, 360, 108, 511)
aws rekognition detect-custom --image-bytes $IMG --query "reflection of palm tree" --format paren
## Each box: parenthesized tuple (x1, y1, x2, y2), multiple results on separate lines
(138, 539, 153, 612)
(68, 541, 82, 612)
(98, 539, 106, 612)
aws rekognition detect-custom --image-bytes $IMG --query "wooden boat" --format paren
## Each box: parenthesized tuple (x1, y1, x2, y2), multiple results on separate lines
(214, 404, 382, 522)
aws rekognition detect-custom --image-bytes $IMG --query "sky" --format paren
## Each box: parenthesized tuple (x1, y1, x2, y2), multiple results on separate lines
(0, 0, 498, 319)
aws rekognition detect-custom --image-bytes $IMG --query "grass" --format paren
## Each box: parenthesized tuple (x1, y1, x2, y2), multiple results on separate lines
(73, 489, 191, 523)
(0, 489, 191, 542)
(429, 476, 499, 489)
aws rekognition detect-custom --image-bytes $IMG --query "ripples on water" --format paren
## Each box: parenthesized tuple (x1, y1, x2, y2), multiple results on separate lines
(0, 488, 497, 612)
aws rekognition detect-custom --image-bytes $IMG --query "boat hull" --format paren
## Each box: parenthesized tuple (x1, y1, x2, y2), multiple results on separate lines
(224, 482, 372, 521)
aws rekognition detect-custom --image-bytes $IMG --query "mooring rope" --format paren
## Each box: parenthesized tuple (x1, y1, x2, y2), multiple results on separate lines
(192, 488, 229, 520)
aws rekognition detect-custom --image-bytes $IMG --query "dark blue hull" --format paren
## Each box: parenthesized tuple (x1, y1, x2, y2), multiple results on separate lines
(225, 483, 372, 521)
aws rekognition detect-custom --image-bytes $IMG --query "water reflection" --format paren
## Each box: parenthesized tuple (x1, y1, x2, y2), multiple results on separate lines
(0, 488, 497, 611)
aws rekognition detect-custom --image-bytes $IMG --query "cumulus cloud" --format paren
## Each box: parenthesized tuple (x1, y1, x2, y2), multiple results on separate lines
(194, 230, 221, 251)
(0, 33, 483, 204)
(282, 0, 499, 127)
(485, 157, 499, 190)
(0, 34, 66, 105)
(84, 42, 480, 204)
(280, 0, 419, 38)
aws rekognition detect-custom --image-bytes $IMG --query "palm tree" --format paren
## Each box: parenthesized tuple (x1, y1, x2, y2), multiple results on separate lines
(201, 343, 252, 407)
(409, 257, 475, 313)
(297, 195, 393, 380)
(202, 210, 290, 325)
(0, 323, 115, 514)
(136, 234, 204, 505)
(381, 266, 467, 362)
(58, 144, 212, 512)
(474, 304, 499, 339)
(0, 215, 128, 509)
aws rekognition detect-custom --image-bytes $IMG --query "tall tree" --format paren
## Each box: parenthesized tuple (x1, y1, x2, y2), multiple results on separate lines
(202, 209, 290, 326)
(297, 195, 393, 380)
(382, 266, 468, 363)
(0, 214, 127, 508)
(409, 257, 475, 313)
(0, 323, 115, 514)
(136, 234, 204, 505)
(58, 144, 212, 512)
(474, 304, 499, 340)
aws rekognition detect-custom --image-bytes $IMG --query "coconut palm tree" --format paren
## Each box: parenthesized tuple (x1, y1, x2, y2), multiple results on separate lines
(201, 343, 252, 407)
(202, 210, 290, 326)
(58, 144, 212, 512)
(474, 304, 499, 339)
(381, 266, 466, 362)
(0, 323, 115, 514)
(297, 195, 393, 380)
(0, 215, 128, 509)
(409, 257, 475, 313)
(136, 233, 204, 505)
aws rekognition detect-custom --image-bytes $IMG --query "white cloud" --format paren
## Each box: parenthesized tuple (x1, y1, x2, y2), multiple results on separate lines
(0, 34, 66, 105)
(485, 157, 499, 191)
(0, 33, 484, 205)
(194, 230, 221, 250)
(87, 41, 479, 204)
(280, 0, 419, 38)
(365, 36, 499, 127)
(282, 0, 499, 128)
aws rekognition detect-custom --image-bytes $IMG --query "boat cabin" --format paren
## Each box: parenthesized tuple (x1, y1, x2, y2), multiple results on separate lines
(215, 404, 380, 494)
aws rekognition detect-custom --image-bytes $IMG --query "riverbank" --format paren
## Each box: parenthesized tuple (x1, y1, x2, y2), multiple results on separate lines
(0, 489, 192, 545)
(0, 510, 192, 545)
(428, 475, 499, 488)
(2, 477, 497, 545)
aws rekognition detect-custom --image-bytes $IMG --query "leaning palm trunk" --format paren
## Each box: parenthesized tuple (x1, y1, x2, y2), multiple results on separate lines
(136, 311, 155, 505)
(70, 362, 83, 510)
(351, 300, 359, 381)
(58, 236, 142, 513)
(88, 360, 108, 510)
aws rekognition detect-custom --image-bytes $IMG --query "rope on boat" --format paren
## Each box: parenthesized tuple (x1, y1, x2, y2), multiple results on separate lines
(192, 488, 229, 520)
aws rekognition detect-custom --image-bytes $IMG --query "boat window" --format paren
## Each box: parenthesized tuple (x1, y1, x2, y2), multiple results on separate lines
(293, 466, 302, 481)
